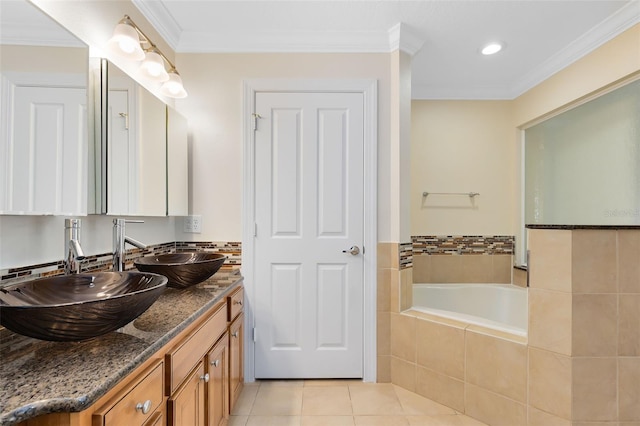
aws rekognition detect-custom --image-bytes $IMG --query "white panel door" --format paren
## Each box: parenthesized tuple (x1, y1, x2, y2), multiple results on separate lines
(0, 82, 86, 215)
(254, 92, 364, 378)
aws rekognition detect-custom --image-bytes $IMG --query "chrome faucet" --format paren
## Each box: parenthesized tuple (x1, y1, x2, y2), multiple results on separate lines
(64, 219, 86, 274)
(113, 219, 147, 272)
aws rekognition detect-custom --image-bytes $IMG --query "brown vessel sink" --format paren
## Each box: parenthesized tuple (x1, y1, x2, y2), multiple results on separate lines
(0, 272, 167, 341)
(134, 252, 227, 289)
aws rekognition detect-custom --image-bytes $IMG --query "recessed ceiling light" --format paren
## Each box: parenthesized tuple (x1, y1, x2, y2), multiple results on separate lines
(481, 42, 503, 55)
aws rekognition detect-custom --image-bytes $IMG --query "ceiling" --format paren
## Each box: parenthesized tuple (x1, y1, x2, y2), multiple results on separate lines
(133, 0, 640, 100)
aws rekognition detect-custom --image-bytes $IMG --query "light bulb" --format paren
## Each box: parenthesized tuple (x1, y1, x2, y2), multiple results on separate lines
(107, 22, 145, 61)
(160, 71, 187, 98)
(140, 50, 169, 82)
(481, 42, 503, 55)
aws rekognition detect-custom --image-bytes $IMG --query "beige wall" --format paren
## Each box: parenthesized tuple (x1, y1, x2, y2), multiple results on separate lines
(1, 45, 86, 73)
(411, 23, 640, 242)
(514, 23, 640, 128)
(174, 52, 393, 242)
(410, 100, 516, 236)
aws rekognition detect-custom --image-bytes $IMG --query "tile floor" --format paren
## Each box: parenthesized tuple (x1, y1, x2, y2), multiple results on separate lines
(229, 380, 488, 426)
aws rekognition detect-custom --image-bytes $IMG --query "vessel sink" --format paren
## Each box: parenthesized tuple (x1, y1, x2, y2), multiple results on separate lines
(134, 252, 227, 289)
(0, 272, 167, 341)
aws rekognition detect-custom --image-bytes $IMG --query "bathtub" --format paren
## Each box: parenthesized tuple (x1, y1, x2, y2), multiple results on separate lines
(411, 284, 528, 336)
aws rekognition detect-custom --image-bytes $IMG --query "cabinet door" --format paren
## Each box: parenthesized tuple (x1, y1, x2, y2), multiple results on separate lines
(168, 362, 206, 426)
(0, 77, 87, 215)
(206, 333, 229, 426)
(229, 313, 244, 411)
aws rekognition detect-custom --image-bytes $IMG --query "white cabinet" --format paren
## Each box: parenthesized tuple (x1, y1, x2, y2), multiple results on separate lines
(167, 106, 188, 216)
(0, 72, 87, 215)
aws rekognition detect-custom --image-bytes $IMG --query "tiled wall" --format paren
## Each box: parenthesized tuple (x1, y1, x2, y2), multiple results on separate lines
(377, 241, 413, 383)
(390, 311, 528, 424)
(388, 228, 640, 425)
(527, 228, 640, 424)
(412, 236, 515, 284)
(0, 241, 241, 287)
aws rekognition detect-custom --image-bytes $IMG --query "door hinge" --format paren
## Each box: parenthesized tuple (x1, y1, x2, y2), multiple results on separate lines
(253, 327, 257, 342)
(252, 113, 262, 131)
(254, 223, 257, 237)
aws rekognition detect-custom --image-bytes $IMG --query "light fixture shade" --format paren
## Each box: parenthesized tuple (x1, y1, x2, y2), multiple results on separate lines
(160, 71, 188, 98)
(107, 22, 145, 61)
(140, 50, 169, 82)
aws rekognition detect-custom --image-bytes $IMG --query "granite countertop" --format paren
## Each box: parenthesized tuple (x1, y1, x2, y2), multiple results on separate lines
(526, 224, 640, 229)
(0, 269, 243, 426)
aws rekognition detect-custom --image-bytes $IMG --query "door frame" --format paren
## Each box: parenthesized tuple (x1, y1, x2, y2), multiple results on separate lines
(242, 79, 378, 383)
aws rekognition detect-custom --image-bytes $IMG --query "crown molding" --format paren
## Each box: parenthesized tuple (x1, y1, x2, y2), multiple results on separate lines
(388, 23, 425, 56)
(412, 83, 514, 100)
(177, 29, 392, 53)
(132, 0, 182, 50)
(510, 0, 640, 98)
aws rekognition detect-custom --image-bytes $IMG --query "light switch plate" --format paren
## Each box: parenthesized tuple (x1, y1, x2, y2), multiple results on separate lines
(184, 215, 202, 233)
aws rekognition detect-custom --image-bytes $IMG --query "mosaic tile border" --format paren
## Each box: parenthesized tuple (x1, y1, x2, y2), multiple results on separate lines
(399, 242, 413, 269)
(412, 235, 515, 255)
(0, 241, 242, 287)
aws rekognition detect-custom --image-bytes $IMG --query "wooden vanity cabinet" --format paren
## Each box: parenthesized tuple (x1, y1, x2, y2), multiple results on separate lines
(167, 361, 206, 426)
(16, 285, 244, 426)
(229, 313, 244, 411)
(205, 333, 229, 426)
(165, 300, 228, 426)
(227, 287, 244, 412)
(92, 359, 165, 426)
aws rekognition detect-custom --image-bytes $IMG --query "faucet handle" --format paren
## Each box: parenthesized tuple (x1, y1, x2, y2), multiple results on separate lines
(125, 220, 144, 224)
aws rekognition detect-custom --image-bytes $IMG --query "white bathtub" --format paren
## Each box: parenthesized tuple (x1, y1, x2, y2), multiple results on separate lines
(411, 284, 528, 336)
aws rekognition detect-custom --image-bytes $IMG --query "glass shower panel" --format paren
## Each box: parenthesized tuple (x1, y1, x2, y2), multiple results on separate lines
(525, 79, 640, 225)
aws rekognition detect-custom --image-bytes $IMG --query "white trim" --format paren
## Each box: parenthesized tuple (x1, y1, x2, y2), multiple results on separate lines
(519, 130, 527, 267)
(132, 0, 183, 51)
(388, 23, 425, 56)
(242, 78, 378, 383)
(511, 1, 640, 99)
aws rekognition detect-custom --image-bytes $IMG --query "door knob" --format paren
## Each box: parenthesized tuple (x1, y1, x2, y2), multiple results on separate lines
(342, 246, 360, 256)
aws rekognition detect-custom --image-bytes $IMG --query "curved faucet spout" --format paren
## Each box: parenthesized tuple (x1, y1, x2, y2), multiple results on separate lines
(64, 219, 85, 275)
(113, 219, 147, 271)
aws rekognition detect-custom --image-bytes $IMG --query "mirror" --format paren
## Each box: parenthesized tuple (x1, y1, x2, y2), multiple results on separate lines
(0, 0, 89, 215)
(167, 106, 188, 216)
(95, 59, 167, 216)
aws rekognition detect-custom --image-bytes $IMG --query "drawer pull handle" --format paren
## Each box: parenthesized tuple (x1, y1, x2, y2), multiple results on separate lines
(232, 331, 239, 338)
(234, 300, 243, 306)
(201, 373, 210, 383)
(211, 359, 220, 367)
(135, 400, 152, 414)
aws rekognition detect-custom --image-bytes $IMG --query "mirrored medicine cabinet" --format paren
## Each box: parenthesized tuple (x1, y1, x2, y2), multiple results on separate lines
(93, 58, 188, 216)
(0, 0, 188, 217)
(0, 0, 89, 215)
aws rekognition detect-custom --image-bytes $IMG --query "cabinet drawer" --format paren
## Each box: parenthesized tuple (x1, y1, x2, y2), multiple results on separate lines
(93, 359, 164, 426)
(165, 300, 227, 395)
(227, 287, 244, 321)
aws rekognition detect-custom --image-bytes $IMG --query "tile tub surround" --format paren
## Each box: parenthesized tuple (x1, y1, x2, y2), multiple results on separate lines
(0, 240, 242, 287)
(526, 227, 640, 423)
(377, 242, 414, 383)
(412, 236, 514, 284)
(390, 310, 528, 425)
(0, 270, 243, 425)
(387, 227, 640, 424)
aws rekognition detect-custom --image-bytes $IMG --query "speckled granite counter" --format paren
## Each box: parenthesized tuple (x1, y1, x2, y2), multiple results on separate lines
(527, 224, 640, 229)
(0, 269, 243, 426)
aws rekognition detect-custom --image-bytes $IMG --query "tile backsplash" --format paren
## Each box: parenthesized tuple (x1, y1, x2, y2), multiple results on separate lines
(412, 235, 515, 255)
(0, 241, 241, 287)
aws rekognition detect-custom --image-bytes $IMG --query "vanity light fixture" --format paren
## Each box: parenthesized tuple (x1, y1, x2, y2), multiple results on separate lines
(140, 47, 170, 82)
(481, 42, 503, 55)
(160, 69, 188, 98)
(107, 15, 187, 97)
